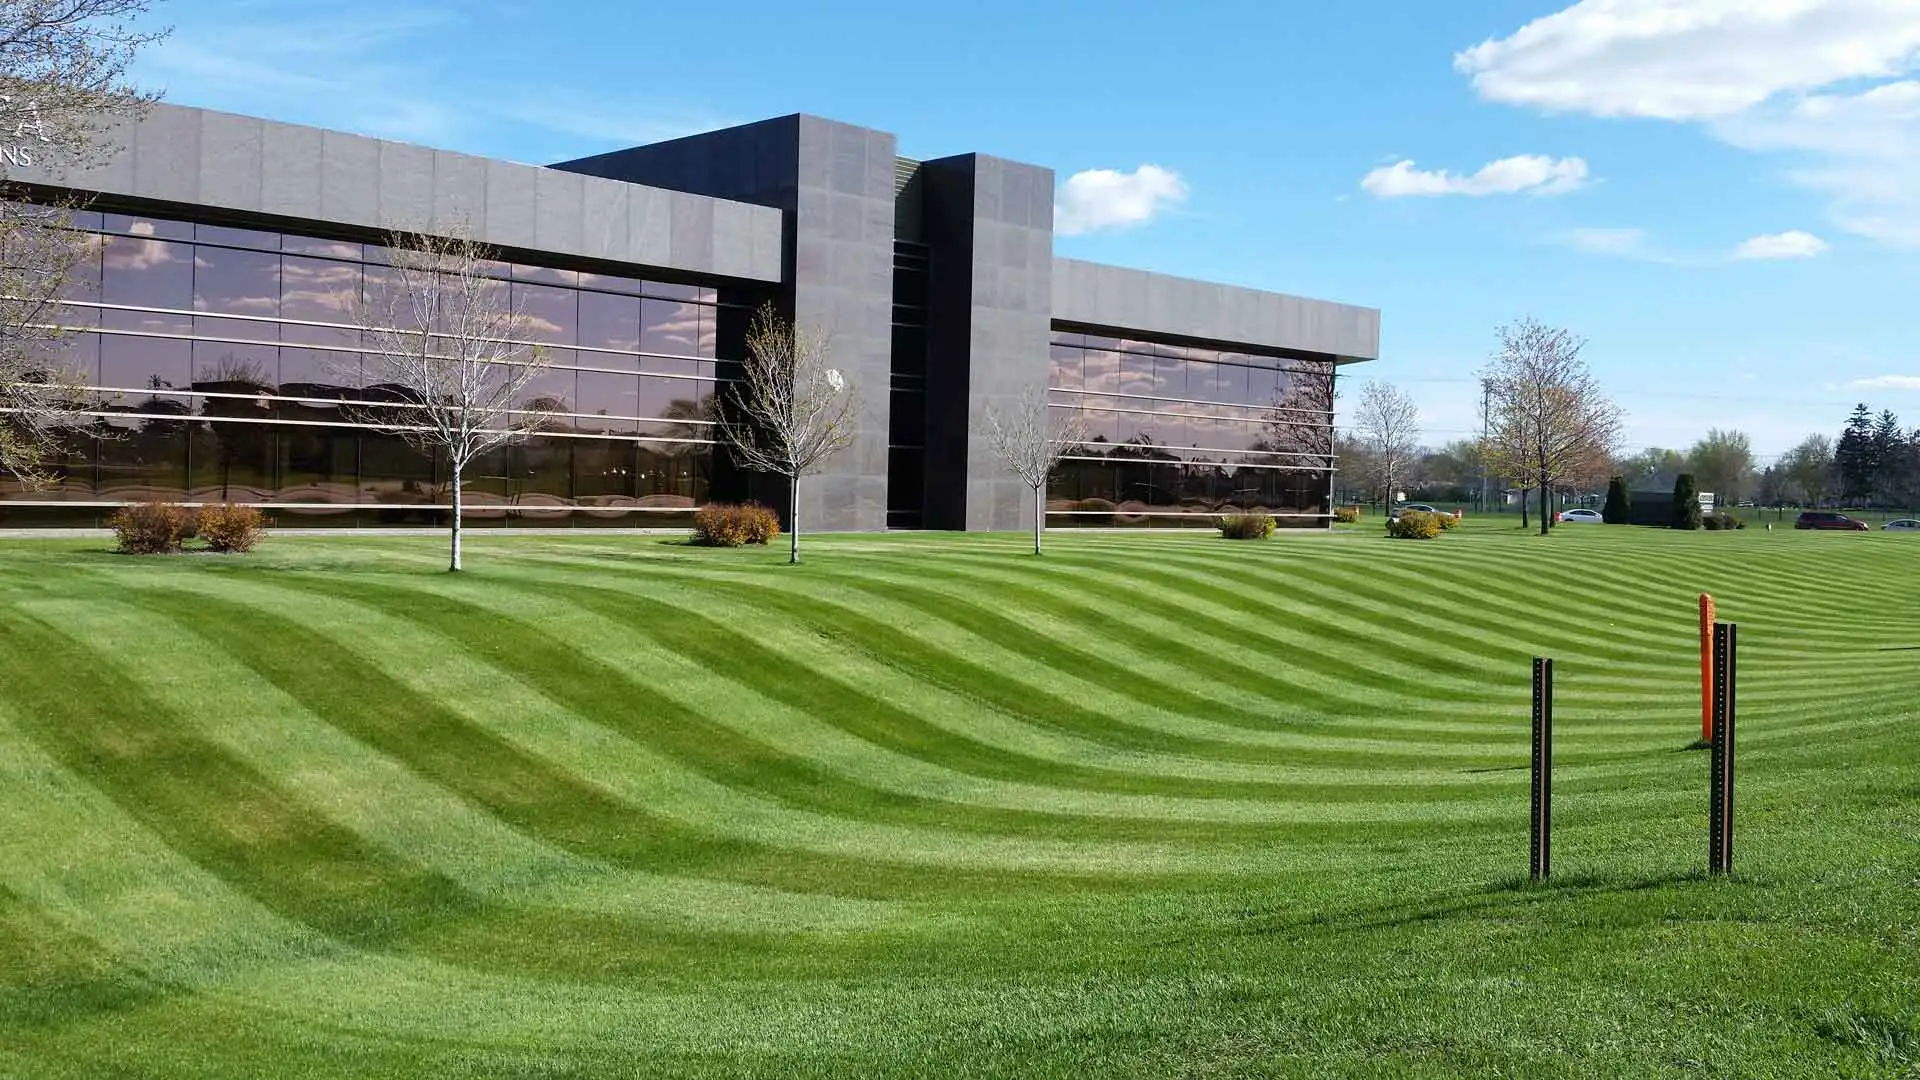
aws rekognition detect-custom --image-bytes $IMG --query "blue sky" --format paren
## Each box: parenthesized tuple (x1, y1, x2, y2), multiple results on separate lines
(130, 0, 1920, 459)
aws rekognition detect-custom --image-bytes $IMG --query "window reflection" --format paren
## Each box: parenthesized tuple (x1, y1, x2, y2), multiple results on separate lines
(30, 206, 733, 522)
(1047, 326, 1337, 524)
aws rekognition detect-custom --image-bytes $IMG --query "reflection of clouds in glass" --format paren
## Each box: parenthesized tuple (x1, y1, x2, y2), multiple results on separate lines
(281, 258, 361, 318)
(103, 236, 182, 272)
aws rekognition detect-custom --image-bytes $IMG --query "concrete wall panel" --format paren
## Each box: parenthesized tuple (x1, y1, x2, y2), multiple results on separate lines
(12, 102, 782, 284)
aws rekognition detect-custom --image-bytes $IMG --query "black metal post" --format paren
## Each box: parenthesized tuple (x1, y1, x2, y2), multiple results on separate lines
(1531, 656, 1553, 880)
(1709, 623, 1738, 874)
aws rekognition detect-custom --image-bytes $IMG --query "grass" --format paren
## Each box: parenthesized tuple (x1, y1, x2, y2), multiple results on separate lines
(1, 522, 1917, 1078)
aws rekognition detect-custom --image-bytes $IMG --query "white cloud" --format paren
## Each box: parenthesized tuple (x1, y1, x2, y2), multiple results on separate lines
(1732, 230, 1830, 259)
(1849, 374, 1920, 390)
(1054, 165, 1188, 236)
(1562, 226, 1647, 254)
(1361, 155, 1589, 197)
(1457, 1, 1920, 246)
(1455, 0, 1920, 121)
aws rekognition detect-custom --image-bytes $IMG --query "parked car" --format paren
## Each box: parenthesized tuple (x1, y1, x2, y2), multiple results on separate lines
(1559, 508, 1604, 524)
(1388, 502, 1441, 523)
(1795, 511, 1870, 531)
(1883, 518, 1920, 532)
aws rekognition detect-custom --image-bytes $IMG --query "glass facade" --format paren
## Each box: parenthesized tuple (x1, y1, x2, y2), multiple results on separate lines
(2, 208, 739, 527)
(1046, 327, 1336, 528)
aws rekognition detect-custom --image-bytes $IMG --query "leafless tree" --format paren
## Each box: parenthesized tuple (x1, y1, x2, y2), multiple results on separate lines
(349, 224, 552, 571)
(0, 0, 166, 486)
(1354, 379, 1420, 508)
(717, 303, 859, 564)
(984, 384, 1090, 555)
(1480, 317, 1624, 536)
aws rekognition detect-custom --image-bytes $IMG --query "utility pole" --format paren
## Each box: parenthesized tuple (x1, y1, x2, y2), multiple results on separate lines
(1479, 377, 1492, 512)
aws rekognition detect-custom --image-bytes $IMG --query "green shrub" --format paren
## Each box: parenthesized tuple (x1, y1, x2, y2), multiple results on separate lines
(692, 503, 780, 547)
(1708, 511, 1745, 531)
(1435, 510, 1460, 530)
(1333, 506, 1360, 524)
(108, 501, 194, 554)
(1702, 514, 1724, 531)
(1217, 512, 1274, 540)
(198, 503, 266, 553)
(1603, 476, 1631, 523)
(1387, 510, 1444, 540)
(1672, 474, 1703, 530)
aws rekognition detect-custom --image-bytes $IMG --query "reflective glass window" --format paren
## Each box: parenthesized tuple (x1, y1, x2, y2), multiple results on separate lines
(518, 364, 577, 420)
(513, 264, 578, 287)
(1047, 345, 1083, 391)
(578, 272, 644, 295)
(282, 235, 364, 261)
(192, 340, 278, 394)
(101, 334, 189, 392)
(1083, 348, 1118, 394)
(574, 440, 636, 502)
(277, 424, 357, 503)
(576, 370, 640, 434)
(96, 414, 189, 501)
(195, 224, 279, 252)
(278, 347, 357, 399)
(281, 255, 361, 328)
(101, 236, 192, 331)
(514, 282, 576, 344)
(641, 298, 701, 357)
(189, 419, 277, 501)
(102, 214, 192, 241)
(578, 291, 641, 354)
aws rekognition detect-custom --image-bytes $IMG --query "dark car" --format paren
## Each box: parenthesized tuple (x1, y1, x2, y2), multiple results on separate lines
(1795, 511, 1870, 531)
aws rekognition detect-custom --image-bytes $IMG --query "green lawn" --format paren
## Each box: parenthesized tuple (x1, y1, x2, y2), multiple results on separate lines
(1, 524, 1916, 1078)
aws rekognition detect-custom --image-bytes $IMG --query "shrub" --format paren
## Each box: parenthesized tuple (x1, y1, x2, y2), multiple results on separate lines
(1333, 506, 1360, 524)
(1702, 514, 1724, 531)
(1387, 509, 1444, 540)
(1708, 511, 1745, 531)
(692, 502, 781, 547)
(1672, 474, 1703, 530)
(108, 501, 194, 554)
(1603, 476, 1631, 524)
(198, 503, 266, 553)
(1217, 512, 1274, 540)
(1435, 511, 1460, 530)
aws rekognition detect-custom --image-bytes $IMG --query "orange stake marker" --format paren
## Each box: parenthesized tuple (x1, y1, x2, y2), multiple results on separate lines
(1699, 593, 1716, 741)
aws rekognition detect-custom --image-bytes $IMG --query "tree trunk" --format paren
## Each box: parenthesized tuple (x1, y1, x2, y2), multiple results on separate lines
(1033, 484, 1043, 556)
(449, 465, 464, 572)
(1521, 489, 1529, 530)
(1538, 469, 1550, 537)
(788, 475, 800, 565)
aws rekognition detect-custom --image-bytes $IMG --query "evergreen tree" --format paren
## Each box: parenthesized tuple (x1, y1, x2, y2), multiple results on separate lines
(1672, 473, 1702, 530)
(1602, 475, 1631, 523)
(1872, 409, 1905, 501)
(1835, 403, 1878, 502)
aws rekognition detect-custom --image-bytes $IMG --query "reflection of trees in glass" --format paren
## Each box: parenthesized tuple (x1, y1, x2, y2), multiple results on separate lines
(1258, 361, 1335, 469)
(192, 353, 275, 499)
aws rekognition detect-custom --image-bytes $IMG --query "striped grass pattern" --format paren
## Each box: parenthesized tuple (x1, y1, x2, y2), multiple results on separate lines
(2, 524, 1917, 1077)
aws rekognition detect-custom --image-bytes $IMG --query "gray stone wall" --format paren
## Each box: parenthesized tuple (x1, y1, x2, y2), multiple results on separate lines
(558, 116, 898, 534)
(1053, 257, 1380, 361)
(921, 154, 1056, 532)
(12, 102, 784, 283)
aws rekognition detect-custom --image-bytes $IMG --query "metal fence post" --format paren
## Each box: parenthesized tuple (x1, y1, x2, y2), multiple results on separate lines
(1531, 656, 1553, 880)
(1708, 622, 1738, 874)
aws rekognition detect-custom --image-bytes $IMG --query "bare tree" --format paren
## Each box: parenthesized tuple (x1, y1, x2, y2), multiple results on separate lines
(349, 225, 552, 571)
(717, 303, 859, 564)
(1481, 317, 1624, 536)
(984, 384, 1090, 555)
(1354, 379, 1420, 508)
(1, 0, 166, 486)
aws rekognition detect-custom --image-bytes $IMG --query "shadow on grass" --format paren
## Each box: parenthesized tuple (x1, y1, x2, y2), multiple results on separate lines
(1227, 868, 1751, 941)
